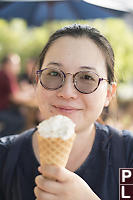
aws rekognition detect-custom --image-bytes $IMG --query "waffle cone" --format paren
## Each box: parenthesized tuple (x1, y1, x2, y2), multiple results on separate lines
(37, 132, 76, 168)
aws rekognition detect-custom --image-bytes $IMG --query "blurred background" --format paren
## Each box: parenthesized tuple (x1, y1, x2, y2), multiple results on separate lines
(0, 0, 133, 137)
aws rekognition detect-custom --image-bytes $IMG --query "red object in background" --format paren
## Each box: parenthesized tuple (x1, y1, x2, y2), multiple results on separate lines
(0, 70, 18, 110)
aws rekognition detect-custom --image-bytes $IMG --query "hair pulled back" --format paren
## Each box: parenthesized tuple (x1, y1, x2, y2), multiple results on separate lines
(39, 24, 115, 83)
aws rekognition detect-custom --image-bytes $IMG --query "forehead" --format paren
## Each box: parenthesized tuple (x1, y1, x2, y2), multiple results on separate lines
(43, 36, 107, 75)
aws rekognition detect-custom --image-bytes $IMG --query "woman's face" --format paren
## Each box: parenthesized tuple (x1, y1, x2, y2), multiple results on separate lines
(36, 36, 111, 132)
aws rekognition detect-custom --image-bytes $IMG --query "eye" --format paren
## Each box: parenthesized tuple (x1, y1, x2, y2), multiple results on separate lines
(48, 71, 60, 77)
(81, 74, 95, 81)
(84, 75, 93, 80)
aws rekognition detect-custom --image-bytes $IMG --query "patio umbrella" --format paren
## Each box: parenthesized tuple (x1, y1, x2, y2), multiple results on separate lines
(84, 0, 133, 12)
(0, 0, 129, 26)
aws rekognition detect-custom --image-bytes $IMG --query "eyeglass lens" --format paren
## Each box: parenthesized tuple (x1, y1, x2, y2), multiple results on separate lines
(40, 68, 64, 90)
(40, 68, 99, 94)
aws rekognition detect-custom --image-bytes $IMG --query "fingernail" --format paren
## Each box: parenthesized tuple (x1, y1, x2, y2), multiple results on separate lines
(38, 166, 41, 173)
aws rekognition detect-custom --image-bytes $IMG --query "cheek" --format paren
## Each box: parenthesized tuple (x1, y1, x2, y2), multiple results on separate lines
(35, 84, 52, 118)
(35, 84, 45, 105)
(84, 86, 108, 116)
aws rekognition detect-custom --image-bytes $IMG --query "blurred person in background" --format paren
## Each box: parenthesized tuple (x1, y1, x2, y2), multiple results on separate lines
(0, 53, 34, 137)
(19, 58, 42, 127)
(19, 58, 36, 86)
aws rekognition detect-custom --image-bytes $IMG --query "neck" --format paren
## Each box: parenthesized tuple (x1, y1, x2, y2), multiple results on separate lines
(66, 123, 96, 171)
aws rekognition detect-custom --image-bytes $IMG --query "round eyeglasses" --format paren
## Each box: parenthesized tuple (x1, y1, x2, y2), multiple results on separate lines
(36, 68, 109, 94)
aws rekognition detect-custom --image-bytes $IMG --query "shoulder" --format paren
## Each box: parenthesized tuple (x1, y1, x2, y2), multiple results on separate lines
(106, 124, 133, 147)
(0, 129, 36, 179)
(0, 128, 35, 143)
(0, 135, 17, 160)
(0, 128, 36, 192)
(95, 122, 133, 143)
(0, 128, 36, 157)
(107, 125, 133, 154)
(96, 122, 133, 167)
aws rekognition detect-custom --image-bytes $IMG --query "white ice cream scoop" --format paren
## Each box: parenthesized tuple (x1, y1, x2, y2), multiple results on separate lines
(37, 115, 76, 140)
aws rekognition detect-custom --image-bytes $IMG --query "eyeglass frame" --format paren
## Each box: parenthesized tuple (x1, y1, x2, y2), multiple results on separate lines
(36, 67, 110, 94)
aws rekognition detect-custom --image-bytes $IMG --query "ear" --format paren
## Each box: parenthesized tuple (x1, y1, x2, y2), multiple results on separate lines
(104, 82, 117, 107)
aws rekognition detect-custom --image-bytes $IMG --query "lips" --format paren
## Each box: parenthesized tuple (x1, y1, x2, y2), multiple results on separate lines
(52, 105, 82, 114)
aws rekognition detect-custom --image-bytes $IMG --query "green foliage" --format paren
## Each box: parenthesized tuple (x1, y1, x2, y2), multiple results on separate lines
(93, 19, 133, 83)
(0, 18, 133, 83)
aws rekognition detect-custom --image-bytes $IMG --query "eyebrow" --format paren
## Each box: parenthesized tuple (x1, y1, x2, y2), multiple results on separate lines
(46, 62, 97, 72)
(47, 62, 63, 67)
(80, 66, 97, 72)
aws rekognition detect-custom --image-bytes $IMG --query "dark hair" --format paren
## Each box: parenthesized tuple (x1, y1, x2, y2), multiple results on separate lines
(38, 24, 115, 83)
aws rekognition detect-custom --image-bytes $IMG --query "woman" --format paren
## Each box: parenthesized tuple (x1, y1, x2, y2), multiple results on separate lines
(0, 24, 133, 200)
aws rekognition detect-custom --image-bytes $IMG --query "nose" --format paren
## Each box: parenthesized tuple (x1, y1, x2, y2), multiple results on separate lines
(56, 75, 78, 100)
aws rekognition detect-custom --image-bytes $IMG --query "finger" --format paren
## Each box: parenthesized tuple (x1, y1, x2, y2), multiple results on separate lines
(35, 175, 61, 194)
(34, 186, 56, 200)
(38, 166, 41, 173)
(40, 164, 73, 182)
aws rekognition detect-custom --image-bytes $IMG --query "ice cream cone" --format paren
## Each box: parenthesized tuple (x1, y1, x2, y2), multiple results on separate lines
(37, 133, 76, 167)
(36, 115, 76, 172)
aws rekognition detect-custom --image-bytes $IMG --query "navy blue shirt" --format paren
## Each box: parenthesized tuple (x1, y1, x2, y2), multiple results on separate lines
(0, 123, 133, 200)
